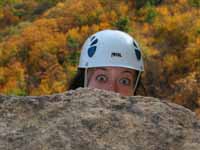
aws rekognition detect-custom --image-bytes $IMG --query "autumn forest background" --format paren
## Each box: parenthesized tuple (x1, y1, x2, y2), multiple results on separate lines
(0, 0, 199, 117)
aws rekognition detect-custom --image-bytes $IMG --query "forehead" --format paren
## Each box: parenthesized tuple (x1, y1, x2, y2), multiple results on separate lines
(89, 67, 135, 74)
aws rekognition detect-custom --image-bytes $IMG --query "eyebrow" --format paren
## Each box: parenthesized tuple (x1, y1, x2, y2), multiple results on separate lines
(96, 68, 134, 75)
(121, 70, 134, 76)
(96, 67, 107, 71)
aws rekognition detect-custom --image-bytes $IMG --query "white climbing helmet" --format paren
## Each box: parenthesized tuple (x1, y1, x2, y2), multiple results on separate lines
(78, 29, 144, 93)
(78, 29, 144, 71)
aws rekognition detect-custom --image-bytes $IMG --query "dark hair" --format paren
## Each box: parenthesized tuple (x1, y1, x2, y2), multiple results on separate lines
(68, 68, 85, 90)
(68, 68, 147, 96)
(134, 72, 147, 96)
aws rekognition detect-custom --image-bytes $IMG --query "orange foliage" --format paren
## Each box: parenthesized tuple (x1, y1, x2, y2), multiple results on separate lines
(0, 61, 26, 95)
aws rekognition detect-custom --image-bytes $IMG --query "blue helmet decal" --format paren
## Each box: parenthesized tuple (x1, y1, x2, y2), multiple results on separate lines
(88, 37, 98, 57)
(135, 49, 141, 61)
(88, 46, 97, 57)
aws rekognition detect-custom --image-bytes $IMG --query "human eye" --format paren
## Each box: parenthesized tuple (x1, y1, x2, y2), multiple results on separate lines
(95, 74, 107, 83)
(119, 78, 131, 86)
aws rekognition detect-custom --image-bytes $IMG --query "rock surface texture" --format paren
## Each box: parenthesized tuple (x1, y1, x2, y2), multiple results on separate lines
(0, 88, 200, 150)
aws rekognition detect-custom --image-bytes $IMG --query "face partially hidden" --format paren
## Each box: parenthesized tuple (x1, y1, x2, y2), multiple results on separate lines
(87, 67, 137, 96)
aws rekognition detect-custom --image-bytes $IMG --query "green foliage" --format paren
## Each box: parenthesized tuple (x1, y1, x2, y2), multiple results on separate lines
(135, 0, 162, 9)
(0, 0, 17, 6)
(0, 76, 6, 85)
(188, 0, 200, 7)
(114, 17, 130, 32)
(145, 6, 157, 23)
(17, 47, 29, 62)
(67, 35, 80, 49)
(0, 1, 4, 6)
(87, 13, 100, 25)
(155, 27, 188, 56)
(0, 21, 31, 40)
(66, 51, 80, 66)
(35, 0, 62, 5)
(12, 3, 33, 18)
(32, 2, 52, 15)
(6, 88, 27, 96)
(135, 4, 157, 24)
(197, 28, 200, 34)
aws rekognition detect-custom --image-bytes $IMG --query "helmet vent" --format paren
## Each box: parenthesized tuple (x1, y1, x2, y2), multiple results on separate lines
(90, 39, 98, 46)
(135, 49, 141, 60)
(90, 36, 96, 41)
(133, 41, 138, 48)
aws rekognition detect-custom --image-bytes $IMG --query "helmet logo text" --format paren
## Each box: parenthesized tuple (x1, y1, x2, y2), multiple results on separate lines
(111, 52, 122, 58)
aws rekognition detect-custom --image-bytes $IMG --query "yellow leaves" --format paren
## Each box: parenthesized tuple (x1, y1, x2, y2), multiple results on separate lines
(2, 79, 17, 94)
(22, 18, 59, 45)
(80, 25, 89, 35)
(154, 6, 194, 32)
(52, 81, 66, 93)
(53, 0, 103, 26)
(38, 78, 66, 95)
(179, 0, 187, 3)
(27, 31, 66, 70)
(0, 61, 26, 95)
(22, 26, 46, 45)
(119, 2, 128, 16)
(156, 6, 169, 16)
(34, 19, 58, 31)
(144, 48, 159, 57)
(99, 13, 107, 22)
(196, 37, 200, 45)
(142, 23, 150, 33)
(0, 7, 4, 19)
(80, 25, 90, 41)
(91, 24, 100, 33)
(35, 64, 67, 95)
(163, 55, 178, 70)
(38, 79, 51, 95)
(186, 39, 200, 56)
(110, 11, 117, 22)
(56, 2, 65, 9)
(99, 22, 111, 30)
(99, 10, 117, 23)
(32, 33, 65, 54)
(28, 62, 67, 96)
(21, 19, 65, 67)
(13, 62, 25, 81)
(0, 67, 5, 88)
(6, 61, 25, 82)
(67, 65, 77, 78)
(67, 27, 81, 42)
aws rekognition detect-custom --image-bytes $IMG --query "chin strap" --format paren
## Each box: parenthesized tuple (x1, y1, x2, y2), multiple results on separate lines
(133, 71, 141, 95)
(84, 68, 88, 87)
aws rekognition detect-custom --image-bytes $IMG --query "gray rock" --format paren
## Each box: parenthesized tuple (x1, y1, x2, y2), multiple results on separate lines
(0, 88, 200, 150)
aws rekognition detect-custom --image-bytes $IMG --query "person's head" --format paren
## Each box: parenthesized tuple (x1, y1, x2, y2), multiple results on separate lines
(68, 29, 144, 96)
